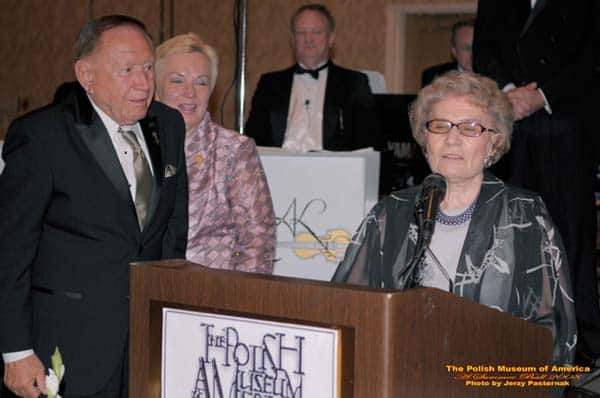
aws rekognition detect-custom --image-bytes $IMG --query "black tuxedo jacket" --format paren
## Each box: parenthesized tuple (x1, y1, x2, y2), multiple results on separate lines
(245, 62, 382, 150)
(421, 61, 457, 87)
(473, 0, 599, 113)
(473, 0, 600, 362)
(0, 89, 188, 394)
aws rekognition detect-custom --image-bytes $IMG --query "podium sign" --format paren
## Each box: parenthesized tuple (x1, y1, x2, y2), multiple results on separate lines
(161, 308, 340, 398)
(259, 149, 380, 281)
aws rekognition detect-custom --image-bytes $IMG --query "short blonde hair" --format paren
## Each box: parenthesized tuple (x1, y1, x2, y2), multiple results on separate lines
(409, 71, 514, 165)
(155, 33, 218, 91)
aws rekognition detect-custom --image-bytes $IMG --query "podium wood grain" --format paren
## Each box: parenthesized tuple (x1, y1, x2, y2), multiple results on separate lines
(130, 259, 552, 397)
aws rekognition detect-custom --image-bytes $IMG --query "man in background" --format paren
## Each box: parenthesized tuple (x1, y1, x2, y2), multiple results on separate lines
(421, 20, 474, 87)
(474, 0, 600, 366)
(0, 15, 188, 397)
(245, 3, 381, 152)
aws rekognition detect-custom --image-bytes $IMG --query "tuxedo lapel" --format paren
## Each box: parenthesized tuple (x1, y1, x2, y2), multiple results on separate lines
(272, 69, 294, 146)
(323, 64, 343, 144)
(63, 90, 133, 206)
(521, 0, 547, 36)
(75, 113, 132, 206)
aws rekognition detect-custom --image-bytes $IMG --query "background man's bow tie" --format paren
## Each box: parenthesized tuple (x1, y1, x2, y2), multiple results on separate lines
(294, 62, 330, 79)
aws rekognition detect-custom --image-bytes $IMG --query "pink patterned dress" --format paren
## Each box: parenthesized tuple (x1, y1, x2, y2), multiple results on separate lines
(185, 113, 275, 273)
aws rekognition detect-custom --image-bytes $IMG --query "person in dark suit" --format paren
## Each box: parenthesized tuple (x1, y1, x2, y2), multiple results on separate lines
(421, 62, 457, 89)
(473, 0, 600, 365)
(52, 81, 84, 104)
(421, 21, 474, 87)
(245, 3, 381, 151)
(0, 15, 188, 397)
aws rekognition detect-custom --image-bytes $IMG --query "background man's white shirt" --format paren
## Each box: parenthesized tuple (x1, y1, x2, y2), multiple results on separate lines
(283, 64, 328, 152)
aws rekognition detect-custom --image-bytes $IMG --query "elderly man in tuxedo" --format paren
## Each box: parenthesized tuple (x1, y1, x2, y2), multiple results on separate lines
(0, 15, 188, 397)
(474, 0, 600, 366)
(245, 3, 381, 152)
(421, 20, 474, 87)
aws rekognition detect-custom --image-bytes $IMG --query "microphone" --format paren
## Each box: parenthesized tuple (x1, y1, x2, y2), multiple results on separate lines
(419, 173, 447, 247)
(395, 173, 446, 289)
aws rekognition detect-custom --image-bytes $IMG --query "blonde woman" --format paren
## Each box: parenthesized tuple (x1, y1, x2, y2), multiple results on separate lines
(155, 33, 275, 273)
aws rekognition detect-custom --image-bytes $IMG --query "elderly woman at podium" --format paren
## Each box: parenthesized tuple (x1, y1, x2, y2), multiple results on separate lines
(155, 33, 276, 273)
(332, 71, 576, 364)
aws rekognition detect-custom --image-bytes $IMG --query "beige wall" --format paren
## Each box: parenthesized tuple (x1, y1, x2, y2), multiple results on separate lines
(0, 0, 473, 139)
(0, 0, 162, 139)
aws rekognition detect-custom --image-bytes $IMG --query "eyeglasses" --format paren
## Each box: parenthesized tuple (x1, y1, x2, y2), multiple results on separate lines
(425, 119, 497, 137)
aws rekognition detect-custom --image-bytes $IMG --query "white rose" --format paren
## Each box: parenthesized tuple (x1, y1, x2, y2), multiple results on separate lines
(45, 368, 60, 398)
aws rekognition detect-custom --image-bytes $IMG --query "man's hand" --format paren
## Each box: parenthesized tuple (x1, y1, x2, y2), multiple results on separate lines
(4, 354, 47, 398)
(507, 82, 545, 121)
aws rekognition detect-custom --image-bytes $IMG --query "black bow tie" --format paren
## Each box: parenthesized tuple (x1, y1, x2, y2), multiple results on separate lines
(294, 62, 330, 79)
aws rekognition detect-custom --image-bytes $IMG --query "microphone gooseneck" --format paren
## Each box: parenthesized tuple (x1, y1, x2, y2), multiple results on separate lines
(396, 173, 447, 290)
(420, 173, 447, 247)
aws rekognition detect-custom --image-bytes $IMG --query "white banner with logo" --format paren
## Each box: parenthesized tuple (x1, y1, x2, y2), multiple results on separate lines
(259, 148, 380, 281)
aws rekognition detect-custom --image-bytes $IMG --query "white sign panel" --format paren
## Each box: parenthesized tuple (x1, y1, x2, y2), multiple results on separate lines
(162, 308, 340, 398)
(259, 148, 380, 281)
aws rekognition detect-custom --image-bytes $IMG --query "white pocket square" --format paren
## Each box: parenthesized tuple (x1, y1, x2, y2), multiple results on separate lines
(164, 164, 177, 178)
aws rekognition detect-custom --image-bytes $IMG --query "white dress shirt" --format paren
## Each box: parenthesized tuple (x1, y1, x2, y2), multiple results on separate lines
(282, 63, 328, 152)
(91, 99, 155, 199)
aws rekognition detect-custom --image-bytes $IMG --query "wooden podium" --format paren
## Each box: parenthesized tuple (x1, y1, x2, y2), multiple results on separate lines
(130, 260, 553, 398)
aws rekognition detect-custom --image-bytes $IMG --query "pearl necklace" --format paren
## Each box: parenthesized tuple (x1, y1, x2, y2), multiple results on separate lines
(436, 201, 476, 226)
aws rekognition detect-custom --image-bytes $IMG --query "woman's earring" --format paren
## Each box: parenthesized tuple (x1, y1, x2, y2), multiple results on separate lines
(483, 156, 492, 169)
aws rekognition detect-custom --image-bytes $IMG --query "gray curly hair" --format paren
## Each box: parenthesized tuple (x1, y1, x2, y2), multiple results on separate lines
(409, 71, 514, 165)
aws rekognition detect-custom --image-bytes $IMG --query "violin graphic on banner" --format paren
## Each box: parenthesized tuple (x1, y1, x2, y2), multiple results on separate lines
(292, 228, 351, 262)
(275, 198, 351, 262)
